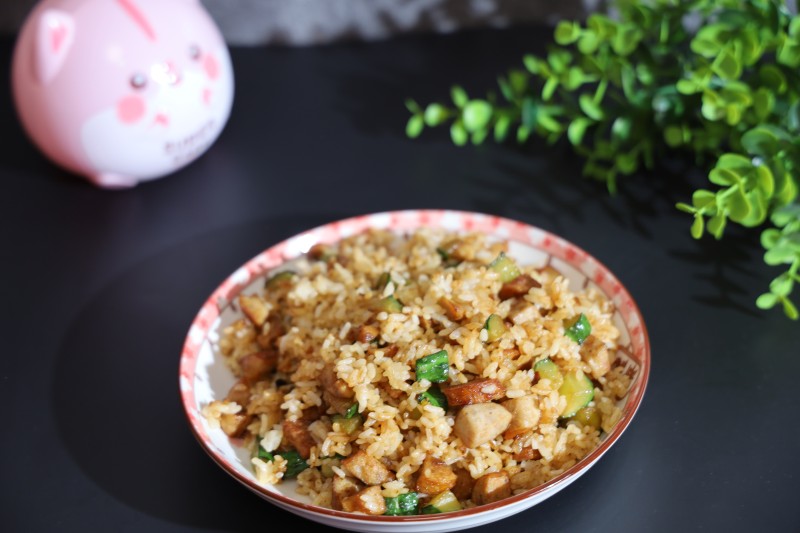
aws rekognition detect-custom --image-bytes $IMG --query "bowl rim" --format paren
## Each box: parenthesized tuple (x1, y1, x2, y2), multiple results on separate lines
(179, 208, 651, 524)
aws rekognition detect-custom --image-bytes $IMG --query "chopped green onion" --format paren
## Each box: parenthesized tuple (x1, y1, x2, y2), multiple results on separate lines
(264, 270, 295, 290)
(376, 272, 392, 290)
(256, 444, 274, 461)
(277, 450, 309, 478)
(415, 350, 450, 383)
(417, 386, 448, 410)
(483, 314, 507, 342)
(436, 247, 462, 267)
(344, 402, 359, 418)
(421, 490, 462, 514)
(384, 492, 419, 516)
(488, 252, 521, 282)
(564, 313, 592, 344)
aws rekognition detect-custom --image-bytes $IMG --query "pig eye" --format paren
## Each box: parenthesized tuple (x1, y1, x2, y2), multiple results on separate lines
(189, 45, 201, 60)
(130, 73, 147, 90)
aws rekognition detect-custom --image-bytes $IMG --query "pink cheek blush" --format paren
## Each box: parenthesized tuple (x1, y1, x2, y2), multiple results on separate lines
(203, 53, 219, 80)
(203, 88, 212, 105)
(116, 95, 146, 124)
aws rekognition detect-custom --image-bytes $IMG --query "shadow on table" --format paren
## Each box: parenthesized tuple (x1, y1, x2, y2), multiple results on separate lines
(50, 214, 345, 531)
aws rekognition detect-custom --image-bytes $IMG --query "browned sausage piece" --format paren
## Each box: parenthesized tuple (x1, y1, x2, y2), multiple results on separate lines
(415, 455, 457, 495)
(239, 351, 278, 383)
(498, 274, 541, 300)
(451, 467, 475, 501)
(442, 379, 506, 406)
(332, 476, 363, 511)
(239, 294, 269, 326)
(356, 324, 380, 344)
(501, 395, 540, 440)
(225, 379, 251, 406)
(256, 315, 285, 349)
(453, 403, 512, 448)
(472, 471, 511, 505)
(438, 297, 465, 322)
(341, 450, 393, 485)
(320, 365, 355, 399)
(220, 412, 252, 438)
(512, 447, 542, 461)
(282, 419, 316, 459)
(341, 485, 387, 515)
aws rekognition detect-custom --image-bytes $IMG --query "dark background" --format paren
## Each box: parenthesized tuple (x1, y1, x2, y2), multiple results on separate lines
(2, 23, 799, 532)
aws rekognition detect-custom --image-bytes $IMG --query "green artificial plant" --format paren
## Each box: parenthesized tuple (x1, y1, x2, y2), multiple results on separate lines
(406, 0, 800, 319)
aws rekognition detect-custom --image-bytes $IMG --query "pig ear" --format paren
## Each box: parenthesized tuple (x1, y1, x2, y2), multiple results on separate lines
(34, 9, 75, 85)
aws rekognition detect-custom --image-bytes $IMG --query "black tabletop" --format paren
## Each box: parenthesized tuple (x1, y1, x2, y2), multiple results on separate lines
(2, 25, 799, 532)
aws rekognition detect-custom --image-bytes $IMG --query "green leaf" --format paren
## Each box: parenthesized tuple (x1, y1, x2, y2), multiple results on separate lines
(493, 114, 512, 142)
(707, 212, 727, 239)
(612, 24, 642, 56)
(761, 228, 782, 249)
(537, 111, 563, 133)
(616, 152, 637, 175)
(542, 77, 559, 101)
(406, 115, 424, 138)
(547, 50, 572, 72)
(471, 128, 488, 145)
(517, 125, 531, 143)
(676, 78, 701, 95)
(716, 153, 752, 171)
(756, 292, 779, 309)
(712, 47, 742, 80)
(578, 31, 600, 54)
(692, 190, 716, 210)
(752, 88, 774, 120)
(404, 99, 421, 114)
(497, 76, 513, 101)
(621, 65, 636, 100)
(450, 121, 468, 146)
(740, 189, 768, 227)
(509, 70, 528, 94)
(462, 100, 493, 132)
(676, 202, 695, 214)
(777, 39, 800, 68)
(611, 117, 632, 143)
(741, 128, 779, 157)
(727, 186, 752, 222)
(555, 20, 581, 45)
(753, 164, 775, 197)
(770, 273, 794, 297)
(579, 94, 604, 120)
(759, 65, 787, 93)
(691, 215, 705, 239)
(568, 117, 591, 146)
(764, 245, 796, 265)
(709, 168, 739, 186)
(423, 104, 449, 127)
(451, 86, 468, 108)
(521, 98, 537, 129)
(664, 125, 683, 147)
(782, 296, 799, 320)
(772, 205, 800, 227)
(691, 37, 721, 58)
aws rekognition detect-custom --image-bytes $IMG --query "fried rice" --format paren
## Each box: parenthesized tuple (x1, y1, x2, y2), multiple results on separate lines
(202, 227, 631, 515)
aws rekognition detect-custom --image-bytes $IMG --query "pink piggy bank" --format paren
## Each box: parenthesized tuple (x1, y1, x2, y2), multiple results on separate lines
(11, 0, 234, 188)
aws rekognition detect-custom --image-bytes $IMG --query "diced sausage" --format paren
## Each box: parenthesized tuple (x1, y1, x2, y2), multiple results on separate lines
(472, 471, 511, 505)
(332, 476, 363, 511)
(512, 447, 542, 461)
(356, 324, 380, 344)
(220, 412, 252, 438)
(501, 395, 540, 440)
(453, 403, 512, 448)
(256, 315, 285, 349)
(225, 379, 251, 407)
(320, 365, 354, 399)
(498, 274, 541, 300)
(581, 335, 612, 379)
(282, 419, 316, 459)
(308, 243, 335, 261)
(341, 450, 394, 485)
(341, 485, 386, 515)
(415, 455, 457, 495)
(301, 405, 324, 422)
(239, 294, 269, 326)
(438, 297, 465, 321)
(382, 344, 399, 358)
(323, 391, 355, 416)
(442, 379, 506, 406)
(239, 351, 277, 383)
(451, 467, 475, 501)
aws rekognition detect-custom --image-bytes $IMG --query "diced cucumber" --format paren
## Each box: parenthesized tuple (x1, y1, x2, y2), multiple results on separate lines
(483, 314, 507, 342)
(319, 456, 342, 478)
(421, 490, 462, 514)
(488, 252, 521, 282)
(559, 370, 595, 418)
(332, 413, 363, 435)
(534, 358, 564, 389)
(571, 405, 602, 429)
(415, 350, 450, 383)
(564, 313, 592, 344)
(384, 492, 419, 516)
(376, 295, 403, 313)
(264, 270, 295, 290)
(417, 386, 448, 410)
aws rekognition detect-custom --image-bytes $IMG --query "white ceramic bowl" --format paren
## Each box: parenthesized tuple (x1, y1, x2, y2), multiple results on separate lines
(179, 209, 650, 532)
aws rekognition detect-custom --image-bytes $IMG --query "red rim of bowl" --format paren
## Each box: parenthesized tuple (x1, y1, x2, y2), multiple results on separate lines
(179, 209, 651, 524)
